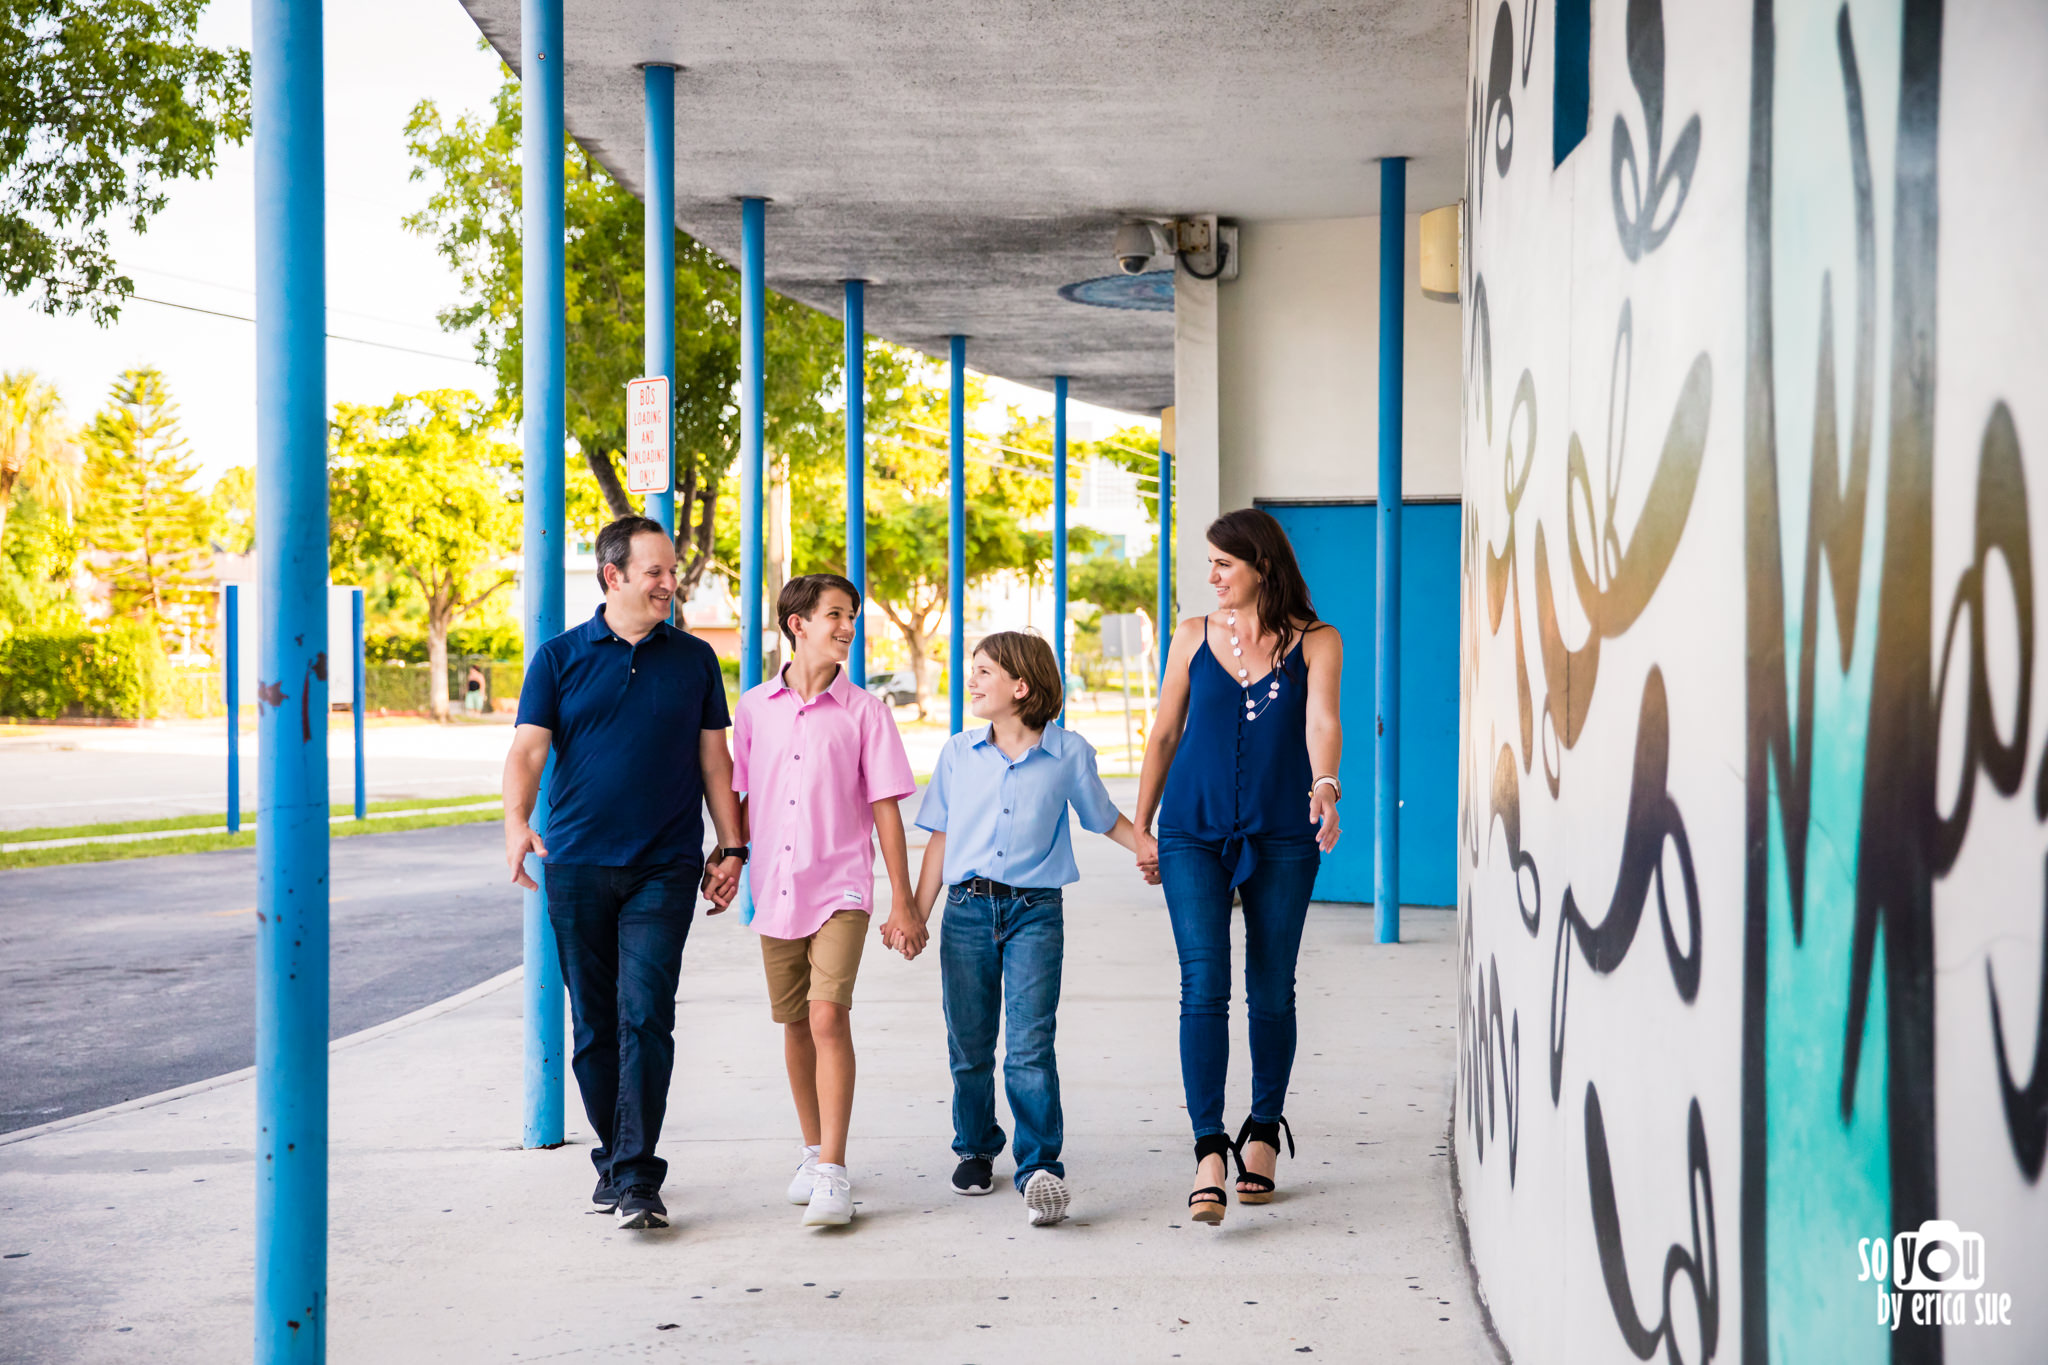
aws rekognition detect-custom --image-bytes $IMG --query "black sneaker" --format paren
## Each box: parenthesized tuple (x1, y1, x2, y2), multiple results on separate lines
(616, 1185, 668, 1229)
(592, 1174, 619, 1212)
(951, 1156, 995, 1196)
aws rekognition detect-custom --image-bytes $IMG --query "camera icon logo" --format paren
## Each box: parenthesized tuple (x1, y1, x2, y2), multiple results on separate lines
(1894, 1221, 1986, 1292)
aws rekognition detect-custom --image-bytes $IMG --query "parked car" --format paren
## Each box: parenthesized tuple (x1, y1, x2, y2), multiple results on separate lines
(865, 669, 918, 707)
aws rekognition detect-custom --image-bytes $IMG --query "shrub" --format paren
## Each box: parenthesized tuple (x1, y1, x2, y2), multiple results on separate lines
(0, 620, 172, 719)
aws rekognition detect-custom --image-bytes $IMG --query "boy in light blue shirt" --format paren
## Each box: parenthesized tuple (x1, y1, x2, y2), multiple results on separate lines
(900, 631, 1141, 1226)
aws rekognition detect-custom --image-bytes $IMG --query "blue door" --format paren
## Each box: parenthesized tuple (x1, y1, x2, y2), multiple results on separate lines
(1261, 501, 1460, 906)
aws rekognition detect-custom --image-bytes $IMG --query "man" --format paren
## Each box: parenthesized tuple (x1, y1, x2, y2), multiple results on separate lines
(503, 515, 745, 1231)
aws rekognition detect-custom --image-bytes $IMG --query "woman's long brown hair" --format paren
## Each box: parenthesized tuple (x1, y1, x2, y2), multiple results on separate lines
(1205, 507, 1321, 673)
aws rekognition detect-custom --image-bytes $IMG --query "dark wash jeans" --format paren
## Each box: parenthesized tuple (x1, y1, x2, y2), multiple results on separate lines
(544, 860, 699, 1190)
(939, 883, 1065, 1190)
(1157, 832, 1320, 1138)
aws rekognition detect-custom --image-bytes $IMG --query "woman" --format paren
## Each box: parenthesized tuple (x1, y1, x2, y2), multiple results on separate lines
(1135, 508, 1342, 1224)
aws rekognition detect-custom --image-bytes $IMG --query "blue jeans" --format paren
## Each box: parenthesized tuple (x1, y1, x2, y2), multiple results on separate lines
(545, 861, 698, 1190)
(1157, 833, 1320, 1138)
(939, 883, 1065, 1190)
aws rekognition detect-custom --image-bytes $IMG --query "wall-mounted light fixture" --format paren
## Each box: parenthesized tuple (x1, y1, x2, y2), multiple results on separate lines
(1420, 203, 1462, 303)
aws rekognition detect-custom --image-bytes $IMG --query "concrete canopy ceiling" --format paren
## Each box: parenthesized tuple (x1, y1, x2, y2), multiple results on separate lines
(456, 1, 1469, 415)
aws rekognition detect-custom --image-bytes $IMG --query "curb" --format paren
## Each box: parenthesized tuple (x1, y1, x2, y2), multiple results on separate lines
(0, 965, 524, 1149)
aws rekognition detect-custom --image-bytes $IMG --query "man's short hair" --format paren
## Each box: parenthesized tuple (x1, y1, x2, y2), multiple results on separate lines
(778, 573, 862, 645)
(595, 515, 669, 592)
(973, 631, 1063, 729)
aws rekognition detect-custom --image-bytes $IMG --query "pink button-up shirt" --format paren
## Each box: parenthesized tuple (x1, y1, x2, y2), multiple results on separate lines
(732, 664, 916, 940)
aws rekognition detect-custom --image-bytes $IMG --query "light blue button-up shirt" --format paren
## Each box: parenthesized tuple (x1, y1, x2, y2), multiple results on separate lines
(915, 722, 1123, 887)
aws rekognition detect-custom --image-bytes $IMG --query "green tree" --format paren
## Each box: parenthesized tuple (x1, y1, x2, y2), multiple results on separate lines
(0, 494, 82, 634)
(328, 390, 520, 721)
(0, 368, 82, 553)
(207, 464, 254, 554)
(790, 354, 1056, 717)
(80, 367, 211, 638)
(1069, 536, 1161, 619)
(0, 1, 250, 322)
(403, 75, 841, 590)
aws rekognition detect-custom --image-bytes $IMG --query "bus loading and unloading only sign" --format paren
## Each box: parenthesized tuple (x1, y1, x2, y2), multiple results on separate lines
(625, 375, 671, 495)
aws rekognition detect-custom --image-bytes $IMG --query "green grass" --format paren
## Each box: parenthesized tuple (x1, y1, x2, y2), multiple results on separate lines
(0, 797, 504, 873)
(1, 794, 496, 845)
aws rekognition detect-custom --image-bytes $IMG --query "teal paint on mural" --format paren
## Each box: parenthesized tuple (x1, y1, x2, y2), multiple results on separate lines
(1760, 2, 1905, 1355)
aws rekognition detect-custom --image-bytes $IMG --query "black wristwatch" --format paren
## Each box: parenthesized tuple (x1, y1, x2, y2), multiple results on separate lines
(719, 846, 750, 865)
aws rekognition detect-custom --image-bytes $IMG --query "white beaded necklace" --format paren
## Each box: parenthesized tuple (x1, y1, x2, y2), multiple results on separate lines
(1226, 609, 1284, 722)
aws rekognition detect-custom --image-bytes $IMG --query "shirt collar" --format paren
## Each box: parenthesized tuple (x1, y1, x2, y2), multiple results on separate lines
(971, 721, 1062, 760)
(769, 661, 853, 704)
(581, 603, 678, 646)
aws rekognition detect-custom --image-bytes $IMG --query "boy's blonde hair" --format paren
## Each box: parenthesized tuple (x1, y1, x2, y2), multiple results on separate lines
(973, 631, 1063, 729)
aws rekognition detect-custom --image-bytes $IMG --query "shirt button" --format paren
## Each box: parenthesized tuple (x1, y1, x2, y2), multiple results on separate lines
(1003, 808, 1009, 814)
(788, 799, 795, 806)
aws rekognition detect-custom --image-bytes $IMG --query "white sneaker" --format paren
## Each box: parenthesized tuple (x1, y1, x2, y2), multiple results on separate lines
(786, 1145, 821, 1204)
(802, 1163, 854, 1226)
(1023, 1169, 1070, 1227)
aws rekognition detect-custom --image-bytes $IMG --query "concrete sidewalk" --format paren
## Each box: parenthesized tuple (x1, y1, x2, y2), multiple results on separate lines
(0, 814, 1500, 1364)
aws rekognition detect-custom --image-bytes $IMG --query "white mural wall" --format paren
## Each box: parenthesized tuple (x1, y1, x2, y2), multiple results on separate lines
(1455, 1, 2048, 1362)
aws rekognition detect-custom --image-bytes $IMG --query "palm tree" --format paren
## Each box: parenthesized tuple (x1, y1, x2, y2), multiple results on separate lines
(0, 371, 83, 551)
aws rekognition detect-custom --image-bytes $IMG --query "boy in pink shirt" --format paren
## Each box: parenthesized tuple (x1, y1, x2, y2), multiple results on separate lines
(727, 573, 918, 1227)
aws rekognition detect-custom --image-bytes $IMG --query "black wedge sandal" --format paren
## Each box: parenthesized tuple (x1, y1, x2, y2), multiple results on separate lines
(1232, 1115, 1295, 1204)
(1188, 1133, 1233, 1225)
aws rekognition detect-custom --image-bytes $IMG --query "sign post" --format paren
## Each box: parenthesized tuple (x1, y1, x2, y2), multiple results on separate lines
(625, 375, 672, 498)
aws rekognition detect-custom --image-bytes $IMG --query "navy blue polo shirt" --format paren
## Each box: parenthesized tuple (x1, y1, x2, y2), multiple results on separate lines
(515, 606, 731, 867)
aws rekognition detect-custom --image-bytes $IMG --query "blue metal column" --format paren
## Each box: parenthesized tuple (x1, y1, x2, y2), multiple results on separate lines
(740, 198, 766, 690)
(225, 584, 240, 834)
(642, 63, 676, 535)
(1052, 376, 1068, 720)
(251, 0, 329, 1354)
(1157, 448, 1172, 682)
(948, 335, 966, 734)
(845, 280, 867, 685)
(352, 588, 365, 821)
(520, 0, 566, 1149)
(1376, 156, 1406, 945)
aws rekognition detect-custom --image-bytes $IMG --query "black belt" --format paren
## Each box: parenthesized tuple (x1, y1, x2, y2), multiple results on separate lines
(959, 875, 1027, 898)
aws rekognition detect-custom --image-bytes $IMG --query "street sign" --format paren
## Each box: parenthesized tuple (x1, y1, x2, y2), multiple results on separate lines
(625, 375, 671, 495)
(1098, 611, 1152, 660)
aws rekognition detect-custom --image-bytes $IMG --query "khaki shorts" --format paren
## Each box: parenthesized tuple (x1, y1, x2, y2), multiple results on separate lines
(760, 909, 869, 1022)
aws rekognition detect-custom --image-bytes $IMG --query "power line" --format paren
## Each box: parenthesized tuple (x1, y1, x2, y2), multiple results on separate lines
(892, 420, 1159, 486)
(111, 291, 485, 366)
(129, 263, 474, 339)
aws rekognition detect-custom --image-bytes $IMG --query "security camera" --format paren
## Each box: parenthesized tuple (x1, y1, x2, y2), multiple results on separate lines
(1113, 220, 1168, 274)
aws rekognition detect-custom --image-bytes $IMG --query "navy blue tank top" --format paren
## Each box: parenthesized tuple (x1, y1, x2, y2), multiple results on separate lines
(1160, 625, 1317, 886)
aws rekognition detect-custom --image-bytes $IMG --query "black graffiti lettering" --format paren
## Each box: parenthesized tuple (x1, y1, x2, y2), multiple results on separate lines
(1611, 0, 1701, 262)
(1583, 1084, 1719, 1364)
(1931, 402, 2032, 870)
(1488, 743, 1541, 935)
(1549, 668, 1701, 1102)
(1460, 905, 1524, 1187)
(1988, 853, 2048, 1182)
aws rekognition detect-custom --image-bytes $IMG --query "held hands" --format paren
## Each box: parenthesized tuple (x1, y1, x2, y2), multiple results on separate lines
(505, 822, 547, 890)
(880, 898, 930, 960)
(701, 852, 741, 913)
(1310, 786, 1341, 852)
(1134, 828, 1161, 885)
